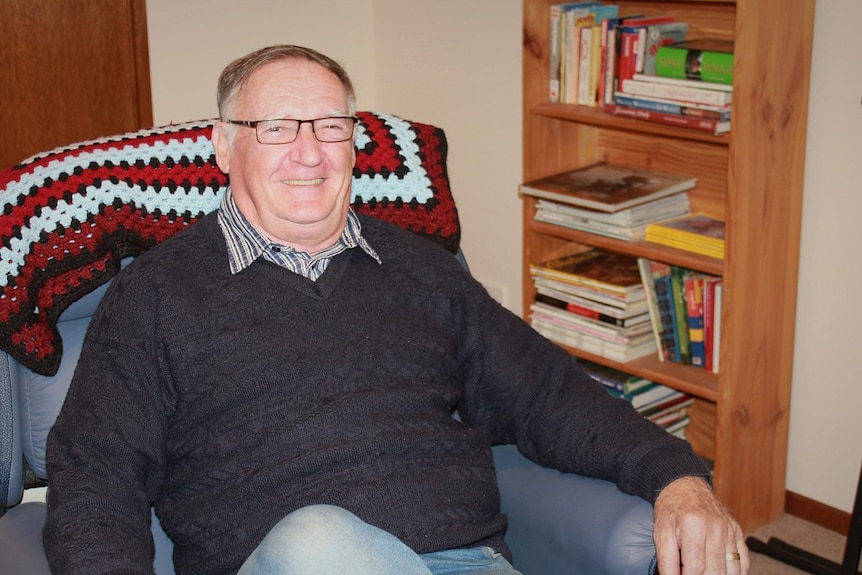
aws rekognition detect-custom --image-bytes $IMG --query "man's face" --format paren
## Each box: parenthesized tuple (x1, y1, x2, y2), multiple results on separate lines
(213, 59, 355, 253)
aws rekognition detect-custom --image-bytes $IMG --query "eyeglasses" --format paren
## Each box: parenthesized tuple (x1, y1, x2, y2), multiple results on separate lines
(224, 116, 359, 144)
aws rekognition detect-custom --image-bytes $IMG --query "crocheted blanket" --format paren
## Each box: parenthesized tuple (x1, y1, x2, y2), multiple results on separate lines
(0, 111, 459, 376)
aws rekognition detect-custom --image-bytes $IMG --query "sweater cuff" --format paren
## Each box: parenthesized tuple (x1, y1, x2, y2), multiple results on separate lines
(627, 444, 713, 503)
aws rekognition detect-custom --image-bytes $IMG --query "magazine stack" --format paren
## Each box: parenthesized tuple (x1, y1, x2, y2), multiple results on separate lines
(520, 162, 696, 241)
(580, 360, 695, 438)
(529, 248, 656, 362)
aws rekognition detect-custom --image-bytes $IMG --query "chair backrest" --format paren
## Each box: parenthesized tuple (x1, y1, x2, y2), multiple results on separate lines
(0, 112, 460, 511)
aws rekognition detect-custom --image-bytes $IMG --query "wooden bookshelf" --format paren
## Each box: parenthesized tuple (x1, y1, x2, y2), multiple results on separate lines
(522, 0, 815, 531)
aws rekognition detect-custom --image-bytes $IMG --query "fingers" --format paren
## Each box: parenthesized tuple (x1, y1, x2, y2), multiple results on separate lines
(655, 540, 682, 575)
(731, 537, 750, 575)
(675, 508, 728, 573)
(653, 476, 750, 574)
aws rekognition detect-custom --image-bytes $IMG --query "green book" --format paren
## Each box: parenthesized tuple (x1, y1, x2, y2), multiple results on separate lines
(669, 266, 692, 364)
(654, 39, 734, 85)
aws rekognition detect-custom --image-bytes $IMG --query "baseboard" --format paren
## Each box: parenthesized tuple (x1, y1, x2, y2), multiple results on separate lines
(786, 489, 852, 535)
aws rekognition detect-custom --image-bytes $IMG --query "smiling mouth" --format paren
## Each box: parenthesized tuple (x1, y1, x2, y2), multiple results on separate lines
(283, 178, 325, 186)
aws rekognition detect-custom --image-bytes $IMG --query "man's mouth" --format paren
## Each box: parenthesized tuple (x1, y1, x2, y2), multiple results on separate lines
(283, 178, 325, 186)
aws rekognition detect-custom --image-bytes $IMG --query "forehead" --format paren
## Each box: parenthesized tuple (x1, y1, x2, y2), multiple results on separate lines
(237, 58, 348, 117)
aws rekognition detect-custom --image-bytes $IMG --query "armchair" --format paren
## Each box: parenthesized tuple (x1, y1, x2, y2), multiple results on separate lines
(0, 113, 656, 574)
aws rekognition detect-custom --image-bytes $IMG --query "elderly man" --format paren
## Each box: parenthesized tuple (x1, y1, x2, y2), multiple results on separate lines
(44, 45, 748, 575)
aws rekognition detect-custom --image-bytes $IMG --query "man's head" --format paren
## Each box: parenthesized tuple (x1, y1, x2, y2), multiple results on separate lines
(212, 45, 358, 254)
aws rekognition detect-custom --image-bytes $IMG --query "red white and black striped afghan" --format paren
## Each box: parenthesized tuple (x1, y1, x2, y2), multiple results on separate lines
(0, 111, 459, 376)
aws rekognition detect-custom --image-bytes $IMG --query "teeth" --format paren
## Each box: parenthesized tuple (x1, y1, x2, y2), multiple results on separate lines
(284, 178, 325, 186)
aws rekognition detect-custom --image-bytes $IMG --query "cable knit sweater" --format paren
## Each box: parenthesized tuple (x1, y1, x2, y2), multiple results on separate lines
(44, 213, 708, 575)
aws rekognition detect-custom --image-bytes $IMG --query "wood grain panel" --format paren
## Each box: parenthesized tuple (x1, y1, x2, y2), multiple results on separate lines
(713, 0, 815, 529)
(523, 0, 815, 531)
(0, 0, 152, 168)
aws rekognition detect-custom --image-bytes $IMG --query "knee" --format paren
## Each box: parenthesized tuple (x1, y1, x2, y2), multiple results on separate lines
(266, 504, 361, 550)
(240, 505, 366, 574)
(242, 505, 434, 575)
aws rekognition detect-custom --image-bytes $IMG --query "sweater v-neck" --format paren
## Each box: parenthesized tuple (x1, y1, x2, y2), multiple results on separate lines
(251, 246, 360, 300)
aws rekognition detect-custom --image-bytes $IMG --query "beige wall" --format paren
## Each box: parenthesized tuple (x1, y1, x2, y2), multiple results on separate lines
(147, 0, 862, 515)
(147, 0, 376, 123)
(787, 0, 862, 513)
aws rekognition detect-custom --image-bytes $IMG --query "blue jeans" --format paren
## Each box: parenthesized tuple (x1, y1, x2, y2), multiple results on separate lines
(237, 504, 522, 575)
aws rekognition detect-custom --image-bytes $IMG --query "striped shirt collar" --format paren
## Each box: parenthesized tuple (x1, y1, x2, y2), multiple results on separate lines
(216, 187, 381, 279)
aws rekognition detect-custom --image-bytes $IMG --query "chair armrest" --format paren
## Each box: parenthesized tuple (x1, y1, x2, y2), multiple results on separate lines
(492, 444, 657, 575)
(0, 502, 177, 575)
(1, 352, 24, 510)
(0, 502, 51, 575)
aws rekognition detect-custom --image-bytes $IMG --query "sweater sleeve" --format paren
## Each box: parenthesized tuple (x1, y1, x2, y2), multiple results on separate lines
(43, 262, 169, 575)
(452, 270, 710, 503)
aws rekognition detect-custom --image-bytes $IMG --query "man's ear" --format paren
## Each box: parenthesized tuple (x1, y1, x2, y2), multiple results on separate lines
(212, 122, 231, 173)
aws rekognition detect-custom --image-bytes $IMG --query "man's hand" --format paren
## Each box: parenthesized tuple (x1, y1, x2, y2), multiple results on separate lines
(653, 476, 750, 575)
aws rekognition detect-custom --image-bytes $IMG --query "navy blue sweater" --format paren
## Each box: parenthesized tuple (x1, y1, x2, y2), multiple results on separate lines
(45, 213, 708, 575)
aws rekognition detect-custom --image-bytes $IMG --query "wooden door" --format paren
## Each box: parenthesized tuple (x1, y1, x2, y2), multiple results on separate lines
(0, 0, 152, 169)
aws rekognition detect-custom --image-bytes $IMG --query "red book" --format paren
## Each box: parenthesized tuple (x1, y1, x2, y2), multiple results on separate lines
(602, 103, 730, 135)
(617, 15, 674, 82)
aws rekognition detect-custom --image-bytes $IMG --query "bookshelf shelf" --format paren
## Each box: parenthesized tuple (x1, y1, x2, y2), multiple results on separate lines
(521, 0, 815, 531)
(532, 102, 731, 145)
(561, 344, 719, 401)
(526, 213, 724, 276)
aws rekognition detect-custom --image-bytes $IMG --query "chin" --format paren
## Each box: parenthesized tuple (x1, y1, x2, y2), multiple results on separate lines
(282, 205, 340, 226)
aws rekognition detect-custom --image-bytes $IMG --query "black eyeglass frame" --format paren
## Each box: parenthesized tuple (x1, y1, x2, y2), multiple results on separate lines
(224, 116, 359, 144)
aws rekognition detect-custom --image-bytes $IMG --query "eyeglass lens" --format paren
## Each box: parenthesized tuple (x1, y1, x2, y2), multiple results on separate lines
(256, 117, 355, 144)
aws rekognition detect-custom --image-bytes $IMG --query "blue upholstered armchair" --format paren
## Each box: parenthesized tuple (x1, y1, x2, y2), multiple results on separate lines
(0, 114, 656, 574)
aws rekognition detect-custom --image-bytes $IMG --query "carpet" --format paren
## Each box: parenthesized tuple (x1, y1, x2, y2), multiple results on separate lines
(746, 514, 858, 574)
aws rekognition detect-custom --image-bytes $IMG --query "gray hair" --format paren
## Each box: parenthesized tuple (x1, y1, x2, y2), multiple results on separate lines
(217, 45, 356, 119)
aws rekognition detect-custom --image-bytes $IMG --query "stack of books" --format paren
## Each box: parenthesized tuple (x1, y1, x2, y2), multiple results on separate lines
(520, 162, 696, 240)
(580, 360, 694, 437)
(547, 3, 734, 135)
(529, 249, 656, 362)
(644, 213, 725, 259)
(637, 388, 695, 438)
(605, 37, 734, 135)
(638, 259, 722, 372)
(549, 2, 621, 105)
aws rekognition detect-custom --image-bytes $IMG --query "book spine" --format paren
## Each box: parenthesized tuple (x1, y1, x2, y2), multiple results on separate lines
(703, 276, 720, 371)
(549, 5, 563, 102)
(577, 25, 593, 104)
(652, 270, 680, 362)
(684, 276, 706, 367)
(567, 302, 630, 327)
(639, 394, 694, 420)
(535, 293, 634, 327)
(635, 27, 647, 73)
(637, 257, 666, 362)
(602, 103, 730, 134)
(617, 27, 641, 84)
(587, 22, 603, 106)
(613, 94, 731, 122)
(597, 18, 614, 105)
(669, 266, 691, 364)
(655, 45, 734, 85)
(591, 376, 627, 393)
(563, 11, 583, 103)
(619, 78, 732, 106)
(583, 367, 649, 394)
(632, 72, 732, 92)
(600, 20, 622, 105)
(605, 384, 666, 407)
(530, 321, 656, 363)
(712, 281, 723, 374)
(531, 304, 637, 342)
